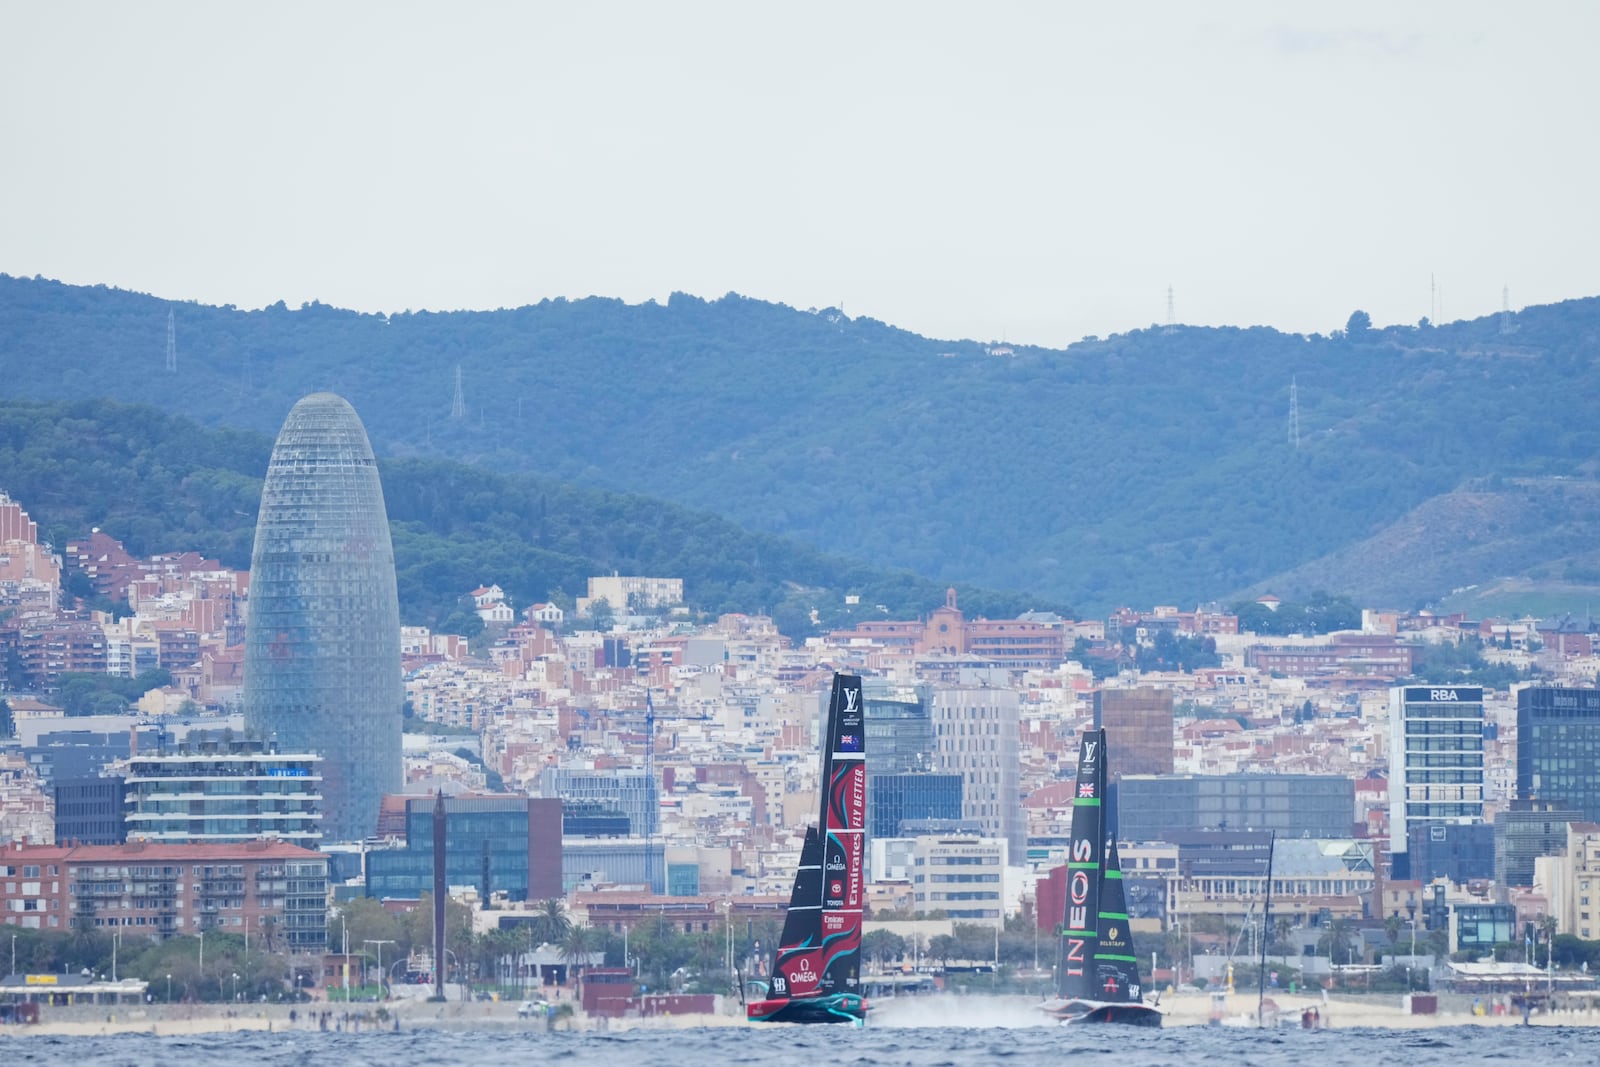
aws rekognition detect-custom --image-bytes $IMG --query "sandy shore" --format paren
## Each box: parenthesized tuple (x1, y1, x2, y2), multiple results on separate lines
(5, 990, 1597, 1037)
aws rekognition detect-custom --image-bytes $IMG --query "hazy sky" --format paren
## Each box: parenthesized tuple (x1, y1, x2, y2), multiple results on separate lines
(3, 2, 1596, 347)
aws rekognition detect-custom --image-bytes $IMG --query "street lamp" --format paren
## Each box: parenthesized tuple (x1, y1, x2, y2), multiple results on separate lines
(9, 933, 14, 978)
(231, 972, 239, 1002)
(364, 940, 396, 999)
(166, 973, 172, 1004)
(720, 901, 733, 980)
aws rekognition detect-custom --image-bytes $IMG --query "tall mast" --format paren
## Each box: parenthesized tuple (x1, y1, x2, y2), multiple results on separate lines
(1257, 830, 1277, 1026)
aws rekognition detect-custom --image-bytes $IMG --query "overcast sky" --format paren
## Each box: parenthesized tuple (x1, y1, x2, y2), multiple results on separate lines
(2, 2, 1595, 348)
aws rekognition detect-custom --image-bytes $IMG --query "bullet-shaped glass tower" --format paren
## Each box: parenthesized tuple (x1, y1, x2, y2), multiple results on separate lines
(244, 392, 402, 842)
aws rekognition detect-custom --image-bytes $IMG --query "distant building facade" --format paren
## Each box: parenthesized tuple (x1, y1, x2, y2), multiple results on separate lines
(1494, 799, 1581, 889)
(1094, 687, 1175, 779)
(365, 795, 562, 903)
(0, 840, 327, 947)
(243, 393, 403, 843)
(932, 685, 1023, 858)
(1516, 686, 1600, 821)
(123, 740, 323, 847)
(1405, 821, 1495, 885)
(539, 767, 657, 838)
(53, 777, 127, 846)
(910, 835, 1005, 925)
(1388, 685, 1485, 880)
(1116, 774, 1354, 841)
(868, 773, 964, 842)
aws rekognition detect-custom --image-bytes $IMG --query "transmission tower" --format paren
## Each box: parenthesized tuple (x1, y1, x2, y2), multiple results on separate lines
(1164, 285, 1176, 334)
(165, 309, 176, 373)
(1288, 377, 1300, 451)
(450, 365, 466, 419)
(1500, 285, 1515, 335)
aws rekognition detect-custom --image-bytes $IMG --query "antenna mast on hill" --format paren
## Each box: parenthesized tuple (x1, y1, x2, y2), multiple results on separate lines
(1165, 285, 1176, 334)
(1500, 285, 1515, 335)
(165, 309, 176, 373)
(450, 365, 466, 419)
(1288, 377, 1300, 451)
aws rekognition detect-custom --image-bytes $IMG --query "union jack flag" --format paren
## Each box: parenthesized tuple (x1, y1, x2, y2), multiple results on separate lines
(839, 734, 861, 751)
(1078, 783, 1096, 797)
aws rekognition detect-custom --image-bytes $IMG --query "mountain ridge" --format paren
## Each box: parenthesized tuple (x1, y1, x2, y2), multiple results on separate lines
(3, 274, 1599, 613)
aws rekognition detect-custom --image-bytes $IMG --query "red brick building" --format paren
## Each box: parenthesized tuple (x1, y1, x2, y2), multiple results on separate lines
(0, 840, 327, 949)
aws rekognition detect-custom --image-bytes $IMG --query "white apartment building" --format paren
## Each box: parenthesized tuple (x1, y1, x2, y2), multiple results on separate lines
(911, 835, 1006, 925)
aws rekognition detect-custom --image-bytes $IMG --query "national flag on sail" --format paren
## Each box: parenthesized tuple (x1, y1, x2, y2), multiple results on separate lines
(1078, 783, 1096, 797)
(839, 733, 861, 751)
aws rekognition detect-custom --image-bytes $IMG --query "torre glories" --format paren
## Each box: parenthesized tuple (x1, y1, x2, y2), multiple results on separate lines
(244, 393, 402, 842)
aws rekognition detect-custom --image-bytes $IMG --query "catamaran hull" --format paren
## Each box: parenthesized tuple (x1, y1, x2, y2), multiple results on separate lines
(1040, 998, 1163, 1028)
(747, 993, 867, 1025)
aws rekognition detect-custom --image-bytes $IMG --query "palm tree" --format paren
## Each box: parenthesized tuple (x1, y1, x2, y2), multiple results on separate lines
(533, 898, 572, 947)
(559, 924, 598, 1000)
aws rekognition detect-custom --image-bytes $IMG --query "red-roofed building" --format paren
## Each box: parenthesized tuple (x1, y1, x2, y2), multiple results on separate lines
(0, 840, 327, 948)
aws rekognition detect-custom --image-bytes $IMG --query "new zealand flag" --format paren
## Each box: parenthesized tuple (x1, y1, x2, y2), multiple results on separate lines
(839, 733, 861, 751)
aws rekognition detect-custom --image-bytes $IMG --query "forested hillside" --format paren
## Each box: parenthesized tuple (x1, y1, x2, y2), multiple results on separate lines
(3, 275, 1599, 611)
(0, 399, 1056, 635)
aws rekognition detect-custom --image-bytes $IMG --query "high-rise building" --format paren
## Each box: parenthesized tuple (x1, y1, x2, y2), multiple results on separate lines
(243, 393, 402, 843)
(1388, 685, 1485, 880)
(123, 739, 323, 847)
(932, 685, 1022, 858)
(863, 681, 934, 776)
(1093, 688, 1175, 779)
(1517, 686, 1600, 820)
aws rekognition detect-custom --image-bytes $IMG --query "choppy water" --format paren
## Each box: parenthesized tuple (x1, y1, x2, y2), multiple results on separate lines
(0, 1024, 1591, 1067)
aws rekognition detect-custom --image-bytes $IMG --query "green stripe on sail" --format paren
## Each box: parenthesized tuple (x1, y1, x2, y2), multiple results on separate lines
(1073, 797, 1102, 806)
(1094, 954, 1139, 963)
(1103, 870, 1122, 879)
(1099, 912, 1129, 921)
(1067, 862, 1097, 869)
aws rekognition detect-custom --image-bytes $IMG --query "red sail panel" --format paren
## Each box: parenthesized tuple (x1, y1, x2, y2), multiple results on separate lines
(819, 673, 864, 995)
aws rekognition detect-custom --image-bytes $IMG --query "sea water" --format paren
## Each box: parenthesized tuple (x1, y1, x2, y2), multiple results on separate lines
(0, 1024, 1589, 1067)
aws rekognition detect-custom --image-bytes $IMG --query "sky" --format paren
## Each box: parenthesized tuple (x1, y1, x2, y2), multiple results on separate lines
(2, 2, 1596, 349)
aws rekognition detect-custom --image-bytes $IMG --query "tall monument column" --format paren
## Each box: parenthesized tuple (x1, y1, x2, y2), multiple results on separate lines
(243, 392, 403, 842)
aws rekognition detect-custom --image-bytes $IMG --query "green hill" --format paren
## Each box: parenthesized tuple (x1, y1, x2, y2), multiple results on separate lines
(0, 398, 1055, 635)
(3, 275, 1599, 612)
(1248, 477, 1600, 611)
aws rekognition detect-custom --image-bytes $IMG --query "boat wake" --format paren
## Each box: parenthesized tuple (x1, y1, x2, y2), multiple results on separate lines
(869, 995, 1054, 1029)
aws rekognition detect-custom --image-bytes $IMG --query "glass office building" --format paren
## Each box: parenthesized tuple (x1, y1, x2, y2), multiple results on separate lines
(869, 772, 964, 841)
(365, 796, 563, 902)
(1116, 774, 1355, 842)
(1516, 686, 1600, 821)
(244, 393, 403, 843)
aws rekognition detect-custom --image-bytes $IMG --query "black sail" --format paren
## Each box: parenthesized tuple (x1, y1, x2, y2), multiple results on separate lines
(1092, 836, 1144, 1003)
(1055, 729, 1107, 1000)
